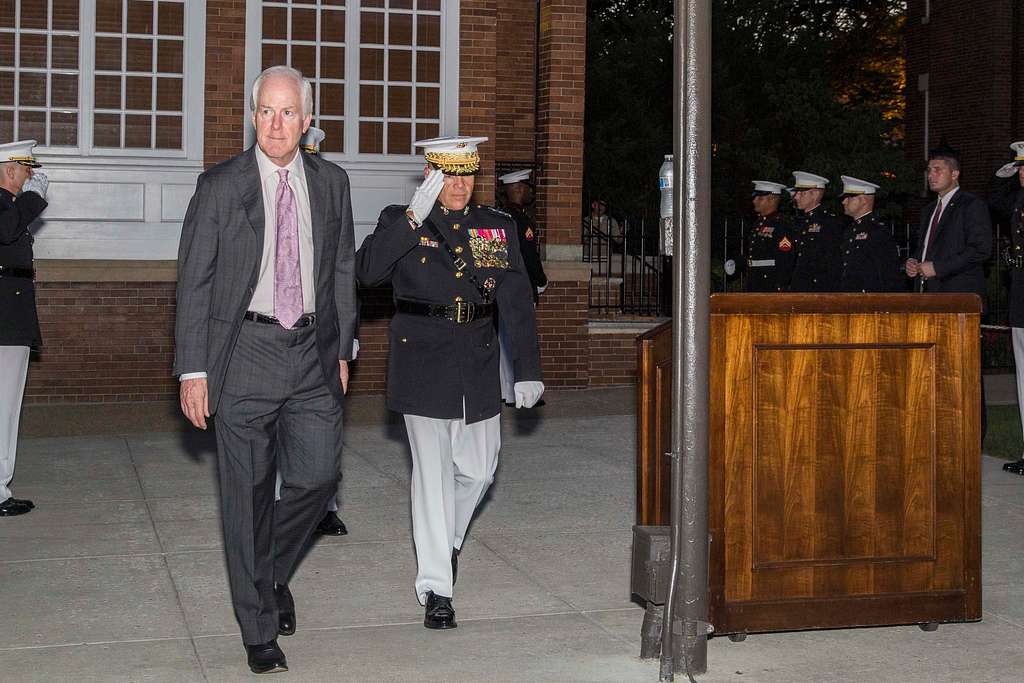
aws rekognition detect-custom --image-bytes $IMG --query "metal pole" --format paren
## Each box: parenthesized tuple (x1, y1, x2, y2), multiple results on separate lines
(660, 0, 711, 680)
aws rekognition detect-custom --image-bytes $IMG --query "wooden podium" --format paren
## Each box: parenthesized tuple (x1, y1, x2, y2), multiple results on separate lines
(636, 293, 982, 634)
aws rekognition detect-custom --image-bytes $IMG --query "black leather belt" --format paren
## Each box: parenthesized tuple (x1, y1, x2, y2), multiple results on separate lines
(244, 311, 316, 328)
(396, 298, 493, 324)
(0, 265, 34, 280)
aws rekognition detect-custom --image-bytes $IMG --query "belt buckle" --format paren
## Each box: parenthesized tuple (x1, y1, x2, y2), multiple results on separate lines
(454, 301, 474, 323)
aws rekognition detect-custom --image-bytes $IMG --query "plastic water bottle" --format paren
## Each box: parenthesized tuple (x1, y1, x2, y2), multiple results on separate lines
(658, 154, 673, 219)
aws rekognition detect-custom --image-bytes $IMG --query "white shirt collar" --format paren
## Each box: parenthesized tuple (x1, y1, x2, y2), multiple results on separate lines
(254, 144, 305, 185)
(937, 185, 959, 209)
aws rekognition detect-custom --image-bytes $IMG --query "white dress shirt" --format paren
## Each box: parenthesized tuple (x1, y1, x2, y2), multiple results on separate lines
(921, 185, 959, 262)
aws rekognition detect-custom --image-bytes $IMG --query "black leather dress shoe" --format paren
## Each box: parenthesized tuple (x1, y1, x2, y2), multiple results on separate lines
(1004, 458, 1024, 475)
(0, 498, 32, 516)
(10, 498, 33, 509)
(452, 548, 459, 585)
(424, 591, 457, 629)
(245, 639, 287, 674)
(315, 511, 348, 536)
(274, 584, 295, 636)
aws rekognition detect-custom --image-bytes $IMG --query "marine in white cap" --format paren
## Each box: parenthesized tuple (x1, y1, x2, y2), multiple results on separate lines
(496, 168, 547, 404)
(744, 180, 796, 291)
(993, 141, 1024, 475)
(355, 136, 544, 629)
(836, 175, 902, 292)
(0, 140, 49, 517)
(788, 171, 845, 292)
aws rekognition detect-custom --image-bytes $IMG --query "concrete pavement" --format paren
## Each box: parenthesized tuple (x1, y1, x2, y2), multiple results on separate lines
(1, 386, 1022, 682)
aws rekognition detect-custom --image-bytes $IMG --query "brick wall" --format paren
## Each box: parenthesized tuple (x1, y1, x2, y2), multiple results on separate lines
(495, 1, 538, 164)
(536, 0, 586, 249)
(26, 282, 178, 403)
(204, 0, 248, 168)
(588, 329, 640, 386)
(904, 0, 1018, 218)
(460, 0, 498, 205)
(535, 277, 589, 387)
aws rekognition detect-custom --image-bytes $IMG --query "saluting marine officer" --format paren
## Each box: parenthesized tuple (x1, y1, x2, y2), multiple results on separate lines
(994, 141, 1024, 475)
(355, 136, 544, 629)
(745, 180, 795, 292)
(497, 168, 547, 405)
(788, 171, 845, 292)
(837, 175, 903, 292)
(0, 140, 48, 518)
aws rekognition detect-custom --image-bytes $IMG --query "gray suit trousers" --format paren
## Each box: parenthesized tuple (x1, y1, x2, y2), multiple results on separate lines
(214, 319, 343, 645)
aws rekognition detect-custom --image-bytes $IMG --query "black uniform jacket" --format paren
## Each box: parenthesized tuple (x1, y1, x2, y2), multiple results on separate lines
(507, 204, 547, 302)
(914, 189, 992, 300)
(0, 187, 47, 347)
(744, 211, 795, 292)
(356, 202, 543, 423)
(999, 187, 1024, 327)
(789, 205, 845, 292)
(838, 212, 904, 293)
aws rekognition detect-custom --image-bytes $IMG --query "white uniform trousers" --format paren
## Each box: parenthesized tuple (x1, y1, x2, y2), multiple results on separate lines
(1013, 328, 1024, 451)
(498, 321, 515, 404)
(404, 411, 500, 603)
(0, 346, 30, 501)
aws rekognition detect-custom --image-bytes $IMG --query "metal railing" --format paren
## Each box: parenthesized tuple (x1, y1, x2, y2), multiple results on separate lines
(582, 211, 667, 317)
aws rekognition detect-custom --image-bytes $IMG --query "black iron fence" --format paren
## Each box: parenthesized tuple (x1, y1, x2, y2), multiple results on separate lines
(581, 210, 1015, 368)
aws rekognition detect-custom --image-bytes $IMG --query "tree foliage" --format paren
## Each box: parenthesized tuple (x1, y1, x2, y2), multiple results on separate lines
(585, 0, 912, 219)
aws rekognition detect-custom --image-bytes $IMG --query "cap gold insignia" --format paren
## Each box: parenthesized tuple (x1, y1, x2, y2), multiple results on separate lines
(425, 150, 481, 175)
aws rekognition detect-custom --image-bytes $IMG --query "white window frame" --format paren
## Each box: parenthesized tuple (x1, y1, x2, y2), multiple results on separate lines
(242, 0, 459, 169)
(14, 0, 207, 168)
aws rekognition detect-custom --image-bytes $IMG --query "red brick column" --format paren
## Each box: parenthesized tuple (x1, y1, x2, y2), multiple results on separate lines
(460, 0, 498, 204)
(204, 0, 248, 168)
(536, 0, 586, 259)
(495, 1, 538, 164)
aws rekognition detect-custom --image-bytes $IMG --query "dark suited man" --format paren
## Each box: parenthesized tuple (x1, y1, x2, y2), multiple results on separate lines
(905, 145, 992, 299)
(905, 144, 992, 442)
(0, 140, 48, 517)
(788, 170, 845, 291)
(993, 140, 1024, 475)
(174, 66, 357, 674)
(356, 136, 543, 630)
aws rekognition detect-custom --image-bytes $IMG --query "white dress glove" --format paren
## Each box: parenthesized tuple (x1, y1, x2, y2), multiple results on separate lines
(514, 381, 545, 409)
(407, 170, 444, 226)
(536, 284, 547, 295)
(22, 171, 48, 199)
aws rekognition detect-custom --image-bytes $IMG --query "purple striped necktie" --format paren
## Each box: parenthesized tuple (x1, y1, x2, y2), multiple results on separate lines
(274, 168, 303, 329)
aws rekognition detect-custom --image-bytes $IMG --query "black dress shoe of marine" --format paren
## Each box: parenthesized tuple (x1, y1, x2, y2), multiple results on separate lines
(245, 639, 288, 674)
(274, 584, 295, 636)
(315, 510, 348, 536)
(1004, 458, 1024, 475)
(424, 591, 457, 630)
(0, 498, 32, 516)
(452, 548, 460, 585)
(10, 497, 34, 509)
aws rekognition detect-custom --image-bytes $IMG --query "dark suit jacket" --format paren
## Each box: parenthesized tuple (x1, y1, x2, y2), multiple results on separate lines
(915, 189, 992, 301)
(0, 187, 47, 347)
(356, 202, 542, 423)
(173, 147, 358, 412)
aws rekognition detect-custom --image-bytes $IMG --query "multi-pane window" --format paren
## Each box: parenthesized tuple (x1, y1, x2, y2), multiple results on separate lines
(0, 0, 81, 147)
(0, 0, 198, 157)
(94, 0, 185, 150)
(357, 0, 440, 155)
(256, 0, 446, 157)
(261, 0, 346, 153)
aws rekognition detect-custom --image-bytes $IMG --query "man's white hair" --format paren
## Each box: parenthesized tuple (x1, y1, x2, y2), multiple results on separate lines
(250, 65, 314, 118)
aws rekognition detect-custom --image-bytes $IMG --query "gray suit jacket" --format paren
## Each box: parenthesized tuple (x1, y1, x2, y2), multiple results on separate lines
(173, 147, 358, 411)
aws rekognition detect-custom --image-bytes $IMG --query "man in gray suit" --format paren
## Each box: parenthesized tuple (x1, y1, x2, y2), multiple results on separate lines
(174, 65, 357, 674)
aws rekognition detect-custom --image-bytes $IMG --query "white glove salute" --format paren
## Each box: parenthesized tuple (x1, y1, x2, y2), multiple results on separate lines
(406, 169, 444, 226)
(514, 381, 545, 409)
(22, 171, 48, 199)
